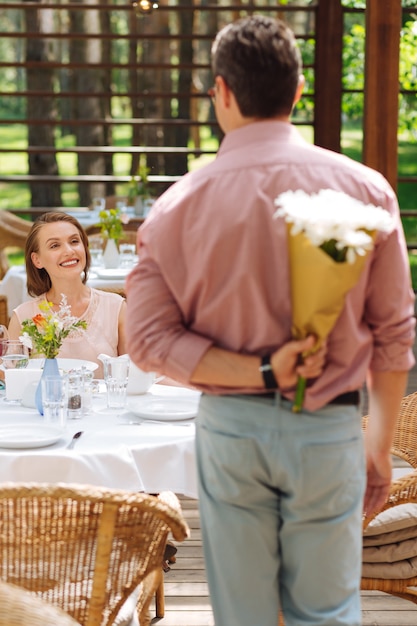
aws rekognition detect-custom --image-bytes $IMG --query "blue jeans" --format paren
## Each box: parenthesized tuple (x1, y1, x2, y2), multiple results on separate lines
(196, 393, 365, 626)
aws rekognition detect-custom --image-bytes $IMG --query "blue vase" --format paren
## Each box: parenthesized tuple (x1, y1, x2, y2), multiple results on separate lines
(35, 358, 60, 415)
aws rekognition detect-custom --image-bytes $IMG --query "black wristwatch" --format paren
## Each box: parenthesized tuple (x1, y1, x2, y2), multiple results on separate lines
(259, 354, 279, 390)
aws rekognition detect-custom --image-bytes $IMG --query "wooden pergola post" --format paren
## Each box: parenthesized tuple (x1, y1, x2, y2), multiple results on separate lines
(363, 0, 402, 190)
(314, 0, 343, 152)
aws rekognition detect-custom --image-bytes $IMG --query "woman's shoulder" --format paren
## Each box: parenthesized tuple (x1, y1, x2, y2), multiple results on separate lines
(90, 288, 125, 318)
(13, 294, 45, 320)
(92, 287, 125, 302)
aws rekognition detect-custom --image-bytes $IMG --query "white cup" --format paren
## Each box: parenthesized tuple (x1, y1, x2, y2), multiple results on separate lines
(41, 375, 68, 430)
(127, 361, 156, 395)
(5, 368, 42, 403)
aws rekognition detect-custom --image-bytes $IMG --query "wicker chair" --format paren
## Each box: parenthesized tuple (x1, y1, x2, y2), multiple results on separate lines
(0, 580, 80, 626)
(361, 390, 417, 604)
(0, 483, 190, 626)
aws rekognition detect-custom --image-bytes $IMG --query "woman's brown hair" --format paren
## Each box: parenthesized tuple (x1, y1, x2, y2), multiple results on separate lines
(25, 212, 92, 297)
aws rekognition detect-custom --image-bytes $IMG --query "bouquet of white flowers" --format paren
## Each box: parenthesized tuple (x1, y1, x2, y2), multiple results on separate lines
(274, 188, 394, 412)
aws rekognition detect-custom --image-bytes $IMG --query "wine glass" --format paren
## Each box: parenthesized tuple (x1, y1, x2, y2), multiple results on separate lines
(0, 325, 9, 355)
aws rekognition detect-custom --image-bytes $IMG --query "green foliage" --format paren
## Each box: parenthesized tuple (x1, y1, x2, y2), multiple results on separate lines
(399, 20, 417, 140)
(296, 38, 315, 122)
(342, 22, 365, 120)
(98, 208, 124, 242)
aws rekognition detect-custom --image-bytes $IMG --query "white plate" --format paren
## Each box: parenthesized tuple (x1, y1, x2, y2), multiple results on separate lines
(95, 268, 131, 280)
(27, 358, 98, 373)
(127, 396, 199, 421)
(0, 424, 63, 449)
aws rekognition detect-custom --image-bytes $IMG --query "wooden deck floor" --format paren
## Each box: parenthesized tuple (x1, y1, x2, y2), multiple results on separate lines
(156, 495, 417, 626)
(154, 349, 417, 626)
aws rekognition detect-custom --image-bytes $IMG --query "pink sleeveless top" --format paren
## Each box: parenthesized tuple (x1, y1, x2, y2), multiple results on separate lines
(13, 288, 124, 378)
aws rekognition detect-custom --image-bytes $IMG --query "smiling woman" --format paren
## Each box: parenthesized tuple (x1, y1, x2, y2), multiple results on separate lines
(7, 212, 127, 377)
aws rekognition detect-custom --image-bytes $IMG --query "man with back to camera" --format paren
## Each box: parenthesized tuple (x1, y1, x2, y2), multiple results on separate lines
(126, 15, 415, 626)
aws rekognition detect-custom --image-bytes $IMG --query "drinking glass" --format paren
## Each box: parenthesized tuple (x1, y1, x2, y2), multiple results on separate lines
(118, 243, 136, 268)
(1, 339, 30, 404)
(91, 196, 105, 212)
(103, 355, 129, 409)
(89, 235, 104, 268)
(0, 325, 9, 361)
(41, 375, 68, 430)
(0, 339, 29, 370)
(0, 326, 8, 392)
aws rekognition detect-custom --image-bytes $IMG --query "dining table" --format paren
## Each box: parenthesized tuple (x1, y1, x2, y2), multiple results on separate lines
(0, 382, 199, 498)
(0, 264, 130, 318)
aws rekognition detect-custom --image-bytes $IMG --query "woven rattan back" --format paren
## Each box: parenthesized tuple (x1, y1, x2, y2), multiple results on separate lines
(362, 390, 417, 469)
(0, 483, 189, 626)
(0, 580, 80, 626)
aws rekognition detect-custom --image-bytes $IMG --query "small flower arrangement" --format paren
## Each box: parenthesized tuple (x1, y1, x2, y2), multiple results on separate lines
(20, 295, 87, 359)
(98, 207, 129, 242)
(274, 188, 394, 412)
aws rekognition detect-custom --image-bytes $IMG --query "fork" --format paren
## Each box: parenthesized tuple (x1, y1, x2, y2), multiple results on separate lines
(66, 431, 84, 449)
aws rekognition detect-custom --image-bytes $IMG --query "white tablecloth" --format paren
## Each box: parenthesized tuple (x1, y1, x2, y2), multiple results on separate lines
(0, 383, 199, 497)
(0, 265, 129, 317)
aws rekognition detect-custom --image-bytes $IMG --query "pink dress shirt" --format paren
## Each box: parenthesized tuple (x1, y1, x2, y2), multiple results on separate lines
(126, 121, 415, 411)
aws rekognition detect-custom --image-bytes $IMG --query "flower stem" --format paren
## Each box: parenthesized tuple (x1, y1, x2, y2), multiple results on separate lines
(292, 375, 307, 413)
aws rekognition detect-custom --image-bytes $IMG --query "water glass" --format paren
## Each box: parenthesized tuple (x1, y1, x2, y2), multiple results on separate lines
(118, 243, 136, 268)
(91, 196, 105, 212)
(0, 325, 9, 346)
(0, 340, 29, 370)
(41, 375, 68, 430)
(89, 236, 104, 268)
(80, 367, 94, 416)
(103, 355, 129, 409)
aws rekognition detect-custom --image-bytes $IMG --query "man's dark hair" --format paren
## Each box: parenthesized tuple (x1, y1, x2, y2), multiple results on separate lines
(212, 15, 302, 118)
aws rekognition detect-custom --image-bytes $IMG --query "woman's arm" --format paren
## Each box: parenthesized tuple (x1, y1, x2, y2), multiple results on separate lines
(7, 312, 21, 340)
(117, 299, 127, 356)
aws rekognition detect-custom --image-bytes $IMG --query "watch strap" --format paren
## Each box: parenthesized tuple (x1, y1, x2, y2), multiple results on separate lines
(259, 354, 278, 390)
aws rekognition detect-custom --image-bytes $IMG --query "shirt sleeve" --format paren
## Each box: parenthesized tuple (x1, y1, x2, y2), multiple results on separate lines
(364, 206, 415, 372)
(126, 245, 213, 385)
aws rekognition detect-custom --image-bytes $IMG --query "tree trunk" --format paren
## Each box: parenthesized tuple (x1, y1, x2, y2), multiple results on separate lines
(165, 0, 194, 177)
(69, 0, 107, 206)
(100, 0, 115, 197)
(130, 3, 172, 192)
(24, 0, 62, 207)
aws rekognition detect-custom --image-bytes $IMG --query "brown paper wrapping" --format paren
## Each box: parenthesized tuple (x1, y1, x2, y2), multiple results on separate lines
(288, 229, 371, 351)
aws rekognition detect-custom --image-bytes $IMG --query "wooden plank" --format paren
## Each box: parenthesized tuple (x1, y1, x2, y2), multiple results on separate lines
(363, 0, 401, 190)
(314, 0, 343, 151)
